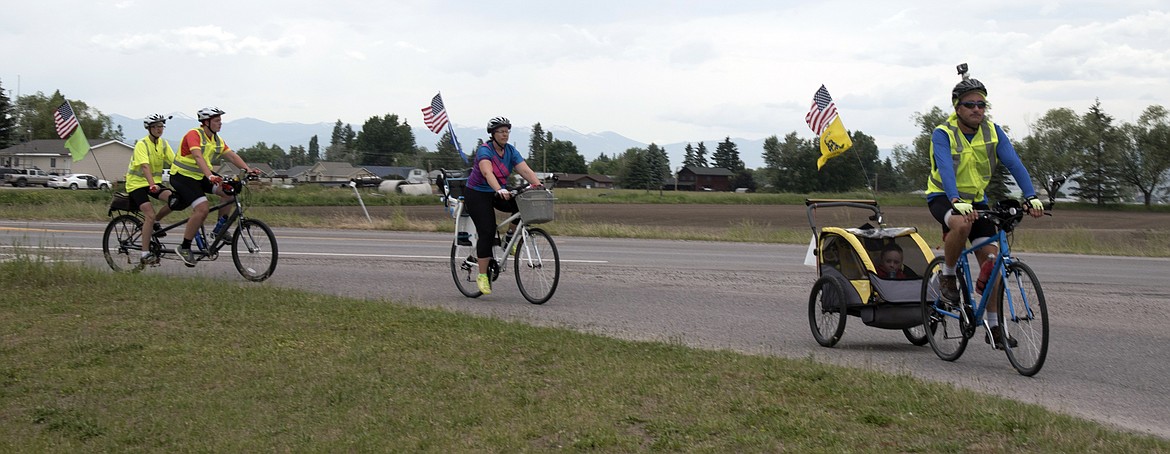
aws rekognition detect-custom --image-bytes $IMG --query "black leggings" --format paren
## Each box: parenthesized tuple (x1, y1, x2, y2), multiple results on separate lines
(463, 188, 519, 259)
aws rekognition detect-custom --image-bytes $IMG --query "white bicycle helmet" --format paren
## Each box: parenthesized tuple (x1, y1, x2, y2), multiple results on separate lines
(143, 113, 172, 128)
(487, 116, 512, 134)
(197, 106, 226, 121)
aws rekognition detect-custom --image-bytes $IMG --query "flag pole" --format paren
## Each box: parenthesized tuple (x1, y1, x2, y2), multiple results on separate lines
(447, 122, 468, 165)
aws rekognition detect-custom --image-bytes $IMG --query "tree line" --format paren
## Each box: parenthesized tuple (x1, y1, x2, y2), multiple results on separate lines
(3, 79, 1167, 206)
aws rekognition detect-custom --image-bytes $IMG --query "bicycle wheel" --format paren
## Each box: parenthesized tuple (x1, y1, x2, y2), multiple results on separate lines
(231, 219, 278, 282)
(103, 214, 143, 273)
(921, 256, 969, 361)
(1001, 261, 1049, 376)
(903, 325, 929, 346)
(450, 240, 482, 298)
(808, 276, 847, 347)
(514, 228, 560, 304)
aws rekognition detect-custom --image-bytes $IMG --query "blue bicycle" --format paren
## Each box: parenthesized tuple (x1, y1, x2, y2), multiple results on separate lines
(921, 178, 1065, 376)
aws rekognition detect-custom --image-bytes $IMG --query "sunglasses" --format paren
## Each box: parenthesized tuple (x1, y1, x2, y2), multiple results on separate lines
(958, 101, 989, 109)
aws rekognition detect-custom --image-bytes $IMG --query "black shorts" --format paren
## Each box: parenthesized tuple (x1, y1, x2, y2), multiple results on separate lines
(927, 196, 995, 240)
(169, 173, 214, 210)
(128, 184, 172, 207)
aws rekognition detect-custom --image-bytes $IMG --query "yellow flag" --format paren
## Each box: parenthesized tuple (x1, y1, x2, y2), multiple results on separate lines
(65, 127, 91, 162)
(816, 116, 852, 170)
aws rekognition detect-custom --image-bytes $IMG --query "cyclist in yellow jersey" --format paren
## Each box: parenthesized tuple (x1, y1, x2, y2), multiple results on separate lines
(926, 65, 1044, 348)
(168, 107, 257, 267)
(125, 114, 176, 266)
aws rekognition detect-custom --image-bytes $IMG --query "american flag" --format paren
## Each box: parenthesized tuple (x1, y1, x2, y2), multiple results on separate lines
(804, 85, 838, 136)
(54, 101, 81, 139)
(421, 93, 450, 134)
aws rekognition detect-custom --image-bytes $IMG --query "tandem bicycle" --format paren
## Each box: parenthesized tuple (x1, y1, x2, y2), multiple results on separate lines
(101, 174, 278, 282)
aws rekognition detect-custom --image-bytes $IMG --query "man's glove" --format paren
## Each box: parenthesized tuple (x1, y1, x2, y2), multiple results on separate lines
(1027, 196, 1044, 212)
(952, 201, 974, 215)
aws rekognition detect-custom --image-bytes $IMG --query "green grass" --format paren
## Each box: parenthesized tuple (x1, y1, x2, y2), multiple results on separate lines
(2, 257, 1167, 451)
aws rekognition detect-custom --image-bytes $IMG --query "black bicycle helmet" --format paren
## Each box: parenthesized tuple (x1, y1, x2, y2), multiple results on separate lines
(951, 78, 988, 103)
(143, 114, 172, 128)
(487, 116, 512, 134)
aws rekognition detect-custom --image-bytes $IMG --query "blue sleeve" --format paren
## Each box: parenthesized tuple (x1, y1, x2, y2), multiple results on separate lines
(931, 129, 960, 201)
(474, 145, 493, 163)
(506, 144, 525, 169)
(994, 125, 1037, 198)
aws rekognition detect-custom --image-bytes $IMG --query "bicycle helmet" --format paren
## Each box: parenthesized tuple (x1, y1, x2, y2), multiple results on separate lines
(143, 114, 172, 128)
(487, 116, 512, 134)
(951, 78, 988, 104)
(197, 106, 226, 121)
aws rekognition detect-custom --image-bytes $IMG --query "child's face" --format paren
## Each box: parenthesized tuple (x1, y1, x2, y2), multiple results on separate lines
(880, 251, 903, 273)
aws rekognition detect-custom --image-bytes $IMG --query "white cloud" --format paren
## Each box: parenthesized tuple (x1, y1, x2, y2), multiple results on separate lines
(4, 0, 1167, 161)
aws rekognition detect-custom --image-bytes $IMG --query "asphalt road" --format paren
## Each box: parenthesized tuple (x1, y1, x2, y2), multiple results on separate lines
(2, 220, 1168, 440)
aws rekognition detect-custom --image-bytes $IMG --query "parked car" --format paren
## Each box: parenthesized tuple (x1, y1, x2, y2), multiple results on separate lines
(49, 173, 112, 190)
(5, 168, 54, 187)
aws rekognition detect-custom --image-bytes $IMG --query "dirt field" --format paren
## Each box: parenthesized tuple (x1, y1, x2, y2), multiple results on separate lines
(271, 203, 1168, 233)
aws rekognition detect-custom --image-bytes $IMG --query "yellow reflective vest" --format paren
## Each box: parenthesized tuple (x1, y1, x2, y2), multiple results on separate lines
(172, 127, 229, 180)
(125, 135, 175, 192)
(926, 114, 999, 203)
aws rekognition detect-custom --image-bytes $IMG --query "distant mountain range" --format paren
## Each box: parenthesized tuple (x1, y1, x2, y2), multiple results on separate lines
(111, 113, 772, 169)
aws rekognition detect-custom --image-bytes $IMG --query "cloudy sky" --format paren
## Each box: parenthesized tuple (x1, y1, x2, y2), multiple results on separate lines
(5, 0, 1168, 158)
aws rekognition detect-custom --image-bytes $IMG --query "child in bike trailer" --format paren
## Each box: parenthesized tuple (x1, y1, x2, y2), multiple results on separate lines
(925, 65, 1044, 349)
(463, 116, 543, 295)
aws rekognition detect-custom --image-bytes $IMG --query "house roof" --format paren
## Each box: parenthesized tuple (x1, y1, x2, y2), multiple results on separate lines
(0, 139, 130, 156)
(556, 173, 614, 183)
(363, 165, 422, 179)
(283, 165, 312, 178)
(217, 162, 276, 177)
(682, 165, 734, 176)
(306, 161, 376, 179)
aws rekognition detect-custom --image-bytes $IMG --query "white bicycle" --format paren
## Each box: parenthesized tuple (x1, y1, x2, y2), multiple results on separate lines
(438, 171, 561, 304)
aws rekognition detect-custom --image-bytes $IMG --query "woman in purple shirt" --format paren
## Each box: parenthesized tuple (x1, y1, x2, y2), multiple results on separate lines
(463, 116, 543, 295)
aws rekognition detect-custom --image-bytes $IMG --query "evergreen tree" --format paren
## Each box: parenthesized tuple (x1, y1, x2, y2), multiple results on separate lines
(694, 142, 709, 167)
(430, 130, 467, 170)
(0, 79, 17, 148)
(325, 120, 351, 162)
(645, 143, 670, 193)
(308, 135, 320, 164)
(287, 145, 307, 167)
(713, 136, 744, 172)
(616, 147, 652, 190)
(682, 143, 699, 167)
(1073, 99, 1124, 204)
(529, 122, 549, 166)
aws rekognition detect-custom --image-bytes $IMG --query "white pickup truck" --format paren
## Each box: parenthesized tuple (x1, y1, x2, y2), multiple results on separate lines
(5, 168, 54, 187)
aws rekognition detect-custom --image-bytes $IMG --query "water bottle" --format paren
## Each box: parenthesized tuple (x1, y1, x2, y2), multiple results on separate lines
(975, 255, 995, 294)
(456, 213, 472, 246)
(492, 236, 503, 258)
(211, 215, 228, 237)
(195, 232, 206, 251)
